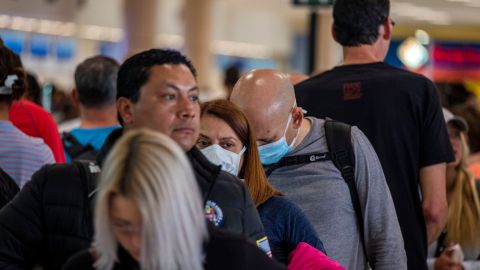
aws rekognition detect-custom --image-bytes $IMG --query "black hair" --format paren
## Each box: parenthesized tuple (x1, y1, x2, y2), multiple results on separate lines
(224, 66, 240, 87)
(117, 49, 196, 103)
(25, 72, 42, 105)
(333, 0, 390, 46)
(74, 56, 119, 108)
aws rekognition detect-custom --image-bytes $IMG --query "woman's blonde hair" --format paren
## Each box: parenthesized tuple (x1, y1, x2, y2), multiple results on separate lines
(447, 132, 480, 251)
(94, 129, 207, 270)
(200, 100, 282, 207)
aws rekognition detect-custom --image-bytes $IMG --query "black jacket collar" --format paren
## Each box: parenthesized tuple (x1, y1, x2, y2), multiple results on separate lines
(186, 146, 221, 184)
(95, 128, 221, 186)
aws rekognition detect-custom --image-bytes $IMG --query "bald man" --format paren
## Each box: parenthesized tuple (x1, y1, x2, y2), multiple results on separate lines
(230, 69, 407, 270)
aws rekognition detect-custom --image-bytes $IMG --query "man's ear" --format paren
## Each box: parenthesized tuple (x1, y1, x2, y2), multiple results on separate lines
(292, 106, 304, 129)
(71, 89, 79, 106)
(381, 17, 392, 40)
(117, 97, 134, 126)
(331, 24, 338, 43)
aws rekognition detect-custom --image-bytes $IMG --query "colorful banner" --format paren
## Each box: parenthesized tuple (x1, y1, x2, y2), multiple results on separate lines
(386, 40, 480, 82)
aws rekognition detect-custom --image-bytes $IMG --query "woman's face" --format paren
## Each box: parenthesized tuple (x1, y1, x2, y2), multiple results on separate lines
(110, 195, 142, 261)
(197, 114, 245, 167)
(447, 123, 463, 168)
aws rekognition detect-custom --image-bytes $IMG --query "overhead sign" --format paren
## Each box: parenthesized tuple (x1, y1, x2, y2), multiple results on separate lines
(293, 0, 334, 6)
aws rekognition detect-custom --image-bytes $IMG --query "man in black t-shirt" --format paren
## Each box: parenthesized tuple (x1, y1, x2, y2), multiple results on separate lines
(295, 0, 454, 269)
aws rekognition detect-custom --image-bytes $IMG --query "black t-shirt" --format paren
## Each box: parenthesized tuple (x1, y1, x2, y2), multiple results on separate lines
(295, 62, 454, 270)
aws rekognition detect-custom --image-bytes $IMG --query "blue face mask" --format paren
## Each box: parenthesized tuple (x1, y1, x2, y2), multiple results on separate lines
(258, 111, 298, 165)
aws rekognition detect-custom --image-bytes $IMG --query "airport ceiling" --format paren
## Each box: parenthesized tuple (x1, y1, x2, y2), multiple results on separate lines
(224, 0, 480, 27)
(3, 0, 480, 28)
(390, 0, 480, 26)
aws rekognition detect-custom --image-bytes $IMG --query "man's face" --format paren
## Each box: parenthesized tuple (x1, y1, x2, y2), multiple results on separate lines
(243, 107, 291, 147)
(123, 64, 200, 151)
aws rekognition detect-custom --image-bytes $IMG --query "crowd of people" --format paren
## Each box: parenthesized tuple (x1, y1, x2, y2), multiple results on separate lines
(0, 0, 479, 269)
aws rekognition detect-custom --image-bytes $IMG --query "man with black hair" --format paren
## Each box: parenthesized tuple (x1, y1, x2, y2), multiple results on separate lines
(295, 0, 454, 269)
(62, 56, 120, 162)
(0, 49, 266, 270)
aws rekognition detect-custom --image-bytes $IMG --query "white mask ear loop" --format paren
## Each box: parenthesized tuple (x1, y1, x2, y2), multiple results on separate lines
(286, 101, 299, 148)
(281, 100, 297, 136)
(239, 146, 247, 156)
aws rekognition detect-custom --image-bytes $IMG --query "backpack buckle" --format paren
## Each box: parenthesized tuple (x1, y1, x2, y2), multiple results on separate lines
(341, 165, 355, 179)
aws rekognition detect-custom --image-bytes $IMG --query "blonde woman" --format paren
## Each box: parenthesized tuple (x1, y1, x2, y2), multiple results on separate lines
(428, 109, 480, 270)
(63, 129, 285, 270)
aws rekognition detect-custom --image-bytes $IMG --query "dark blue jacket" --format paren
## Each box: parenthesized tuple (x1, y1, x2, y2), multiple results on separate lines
(258, 196, 326, 264)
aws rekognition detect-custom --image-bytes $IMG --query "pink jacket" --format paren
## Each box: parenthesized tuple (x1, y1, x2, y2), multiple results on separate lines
(288, 242, 346, 270)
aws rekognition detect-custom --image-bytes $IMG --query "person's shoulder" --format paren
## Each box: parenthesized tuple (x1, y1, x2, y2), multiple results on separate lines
(259, 196, 304, 217)
(4, 163, 78, 207)
(9, 126, 53, 154)
(206, 228, 286, 270)
(35, 162, 98, 191)
(13, 99, 55, 123)
(32, 137, 54, 152)
(377, 63, 434, 85)
(62, 249, 95, 270)
(21, 99, 50, 114)
(262, 196, 295, 209)
(206, 227, 253, 261)
(71, 125, 119, 134)
(295, 70, 333, 89)
(349, 125, 368, 140)
(307, 116, 324, 125)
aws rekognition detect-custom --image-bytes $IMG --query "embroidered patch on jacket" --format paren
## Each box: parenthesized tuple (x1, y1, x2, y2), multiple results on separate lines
(204, 200, 224, 226)
(343, 82, 362, 101)
(256, 236, 272, 257)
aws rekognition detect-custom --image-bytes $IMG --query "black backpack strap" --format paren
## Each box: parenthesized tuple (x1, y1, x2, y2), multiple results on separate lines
(0, 166, 19, 208)
(325, 119, 368, 261)
(76, 160, 101, 238)
(265, 153, 331, 176)
(434, 230, 448, 257)
(62, 132, 96, 160)
(75, 161, 101, 198)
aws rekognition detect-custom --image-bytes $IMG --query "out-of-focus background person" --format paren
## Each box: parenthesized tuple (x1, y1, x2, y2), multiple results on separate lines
(0, 41, 54, 189)
(427, 108, 480, 270)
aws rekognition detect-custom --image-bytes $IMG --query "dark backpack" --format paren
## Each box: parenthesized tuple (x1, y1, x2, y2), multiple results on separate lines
(62, 132, 98, 162)
(0, 167, 20, 208)
(265, 119, 368, 260)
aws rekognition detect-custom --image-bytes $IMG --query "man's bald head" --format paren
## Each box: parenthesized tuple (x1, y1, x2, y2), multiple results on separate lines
(231, 69, 296, 122)
(230, 69, 300, 147)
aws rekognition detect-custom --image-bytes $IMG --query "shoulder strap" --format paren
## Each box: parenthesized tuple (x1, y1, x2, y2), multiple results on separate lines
(434, 230, 448, 257)
(75, 160, 101, 198)
(76, 160, 101, 238)
(325, 119, 368, 261)
(265, 153, 331, 176)
(62, 132, 97, 161)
